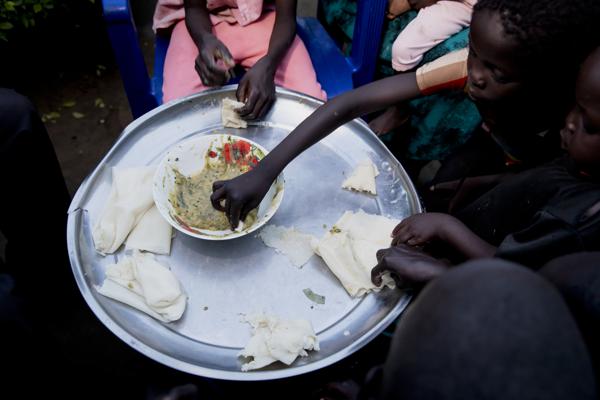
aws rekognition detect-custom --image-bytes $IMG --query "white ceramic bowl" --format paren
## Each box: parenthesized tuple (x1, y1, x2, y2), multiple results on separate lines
(153, 134, 284, 240)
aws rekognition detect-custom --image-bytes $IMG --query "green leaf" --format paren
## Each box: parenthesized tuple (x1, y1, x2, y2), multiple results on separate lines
(72, 112, 85, 119)
(33, 4, 42, 13)
(62, 100, 76, 108)
(0, 21, 13, 30)
(303, 288, 325, 304)
(94, 97, 105, 108)
(42, 111, 61, 121)
(95, 64, 106, 77)
(5, 2, 15, 11)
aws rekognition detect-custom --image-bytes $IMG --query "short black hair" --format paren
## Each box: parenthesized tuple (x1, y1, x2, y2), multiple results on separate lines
(475, 0, 600, 68)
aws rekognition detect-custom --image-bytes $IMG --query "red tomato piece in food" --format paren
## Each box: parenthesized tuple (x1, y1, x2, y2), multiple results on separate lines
(223, 143, 232, 163)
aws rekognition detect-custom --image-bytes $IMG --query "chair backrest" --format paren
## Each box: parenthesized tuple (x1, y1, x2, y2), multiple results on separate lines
(103, 0, 387, 118)
(103, 0, 159, 117)
(349, 0, 387, 87)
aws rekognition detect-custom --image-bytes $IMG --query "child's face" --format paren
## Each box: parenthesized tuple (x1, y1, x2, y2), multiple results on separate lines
(466, 10, 527, 106)
(561, 49, 600, 176)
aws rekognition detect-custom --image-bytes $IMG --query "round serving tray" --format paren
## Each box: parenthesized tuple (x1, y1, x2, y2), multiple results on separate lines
(67, 86, 421, 380)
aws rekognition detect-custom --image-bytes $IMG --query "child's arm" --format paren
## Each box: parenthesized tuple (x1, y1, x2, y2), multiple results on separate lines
(237, 0, 298, 119)
(184, 0, 235, 86)
(212, 48, 469, 229)
(211, 72, 421, 229)
(430, 173, 513, 212)
(391, 213, 497, 259)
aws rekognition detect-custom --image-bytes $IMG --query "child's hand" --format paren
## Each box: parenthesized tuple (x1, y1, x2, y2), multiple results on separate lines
(391, 212, 456, 246)
(195, 35, 235, 87)
(371, 244, 449, 288)
(236, 58, 276, 120)
(210, 167, 274, 230)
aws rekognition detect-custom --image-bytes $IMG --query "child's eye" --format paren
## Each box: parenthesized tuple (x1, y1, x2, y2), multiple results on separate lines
(578, 106, 600, 134)
(582, 119, 600, 135)
(492, 71, 511, 84)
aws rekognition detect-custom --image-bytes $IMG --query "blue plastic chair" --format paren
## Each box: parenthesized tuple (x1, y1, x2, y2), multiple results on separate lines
(102, 0, 387, 118)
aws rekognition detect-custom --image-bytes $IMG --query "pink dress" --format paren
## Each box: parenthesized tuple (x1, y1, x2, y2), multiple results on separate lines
(153, 0, 326, 103)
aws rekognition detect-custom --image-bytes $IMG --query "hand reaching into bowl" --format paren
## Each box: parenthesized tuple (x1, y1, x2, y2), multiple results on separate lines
(210, 166, 276, 230)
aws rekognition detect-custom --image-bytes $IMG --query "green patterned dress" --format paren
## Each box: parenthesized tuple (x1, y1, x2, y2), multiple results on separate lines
(321, 0, 481, 161)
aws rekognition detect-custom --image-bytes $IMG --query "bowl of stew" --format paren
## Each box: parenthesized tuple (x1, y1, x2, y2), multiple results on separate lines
(153, 134, 284, 240)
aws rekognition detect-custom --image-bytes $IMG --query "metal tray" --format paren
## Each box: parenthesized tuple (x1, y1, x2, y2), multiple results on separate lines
(67, 86, 422, 381)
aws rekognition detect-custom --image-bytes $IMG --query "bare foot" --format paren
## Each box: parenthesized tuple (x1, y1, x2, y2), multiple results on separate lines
(387, 0, 411, 19)
(368, 104, 410, 136)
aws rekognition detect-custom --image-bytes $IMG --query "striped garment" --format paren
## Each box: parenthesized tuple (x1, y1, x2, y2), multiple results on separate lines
(415, 48, 468, 95)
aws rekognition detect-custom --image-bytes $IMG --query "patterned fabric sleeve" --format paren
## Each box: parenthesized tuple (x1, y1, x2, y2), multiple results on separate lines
(415, 48, 469, 95)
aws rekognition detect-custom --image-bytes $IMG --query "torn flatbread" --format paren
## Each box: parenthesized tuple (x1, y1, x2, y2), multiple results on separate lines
(239, 314, 319, 371)
(92, 167, 156, 254)
(259, 225, 316, 268)
(96, 251, 186, 322)
(126, 206, 173, 255)
(222, 98, 247, 128)
(342, 159, 379, 195)
(313, 210, 397, 297)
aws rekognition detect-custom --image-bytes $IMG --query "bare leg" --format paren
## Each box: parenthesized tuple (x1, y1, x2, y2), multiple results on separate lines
(368, 103, 411, 136)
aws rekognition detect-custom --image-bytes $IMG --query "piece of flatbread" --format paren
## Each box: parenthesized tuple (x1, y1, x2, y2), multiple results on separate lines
(342, 159, 379, 195)
(96, 251, 186, 322)
(222, 98, 247, 128)
(125, 206, 173, 255)
(258, 225, 316, 268)
(92, 167, 156, 254)
(239, 314, 319, 371)
(313, 210, 397, 297)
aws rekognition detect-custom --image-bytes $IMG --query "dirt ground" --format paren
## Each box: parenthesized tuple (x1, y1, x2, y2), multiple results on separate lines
(2, 2, 145, 195)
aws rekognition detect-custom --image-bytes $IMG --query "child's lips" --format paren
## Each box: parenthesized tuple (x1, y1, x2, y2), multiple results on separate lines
(466, 84, 482, 102)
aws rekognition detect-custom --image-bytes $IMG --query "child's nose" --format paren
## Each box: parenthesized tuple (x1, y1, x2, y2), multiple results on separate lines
(470, 73, 486, 89)
(468, 68, 486, 89)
